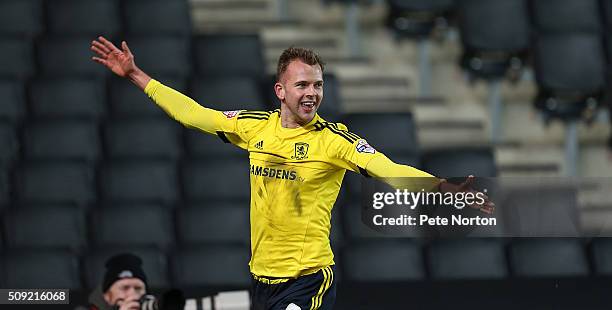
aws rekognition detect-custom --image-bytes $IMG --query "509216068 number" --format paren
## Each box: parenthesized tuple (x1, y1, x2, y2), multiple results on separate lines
(1, 289, 69, 304)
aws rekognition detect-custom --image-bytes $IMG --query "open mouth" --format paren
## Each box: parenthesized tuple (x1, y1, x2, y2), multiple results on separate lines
(300, 101, 316, 111)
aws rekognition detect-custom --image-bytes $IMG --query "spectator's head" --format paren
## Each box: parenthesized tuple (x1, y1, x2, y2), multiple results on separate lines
(275, 47, 325, 126)
(102, 253, 148, 306)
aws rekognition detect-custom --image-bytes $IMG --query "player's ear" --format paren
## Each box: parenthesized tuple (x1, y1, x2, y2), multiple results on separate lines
(274, 82, 285, 101)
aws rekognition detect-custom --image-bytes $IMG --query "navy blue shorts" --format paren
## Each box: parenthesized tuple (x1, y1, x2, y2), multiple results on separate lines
(251, 265, 336, 310)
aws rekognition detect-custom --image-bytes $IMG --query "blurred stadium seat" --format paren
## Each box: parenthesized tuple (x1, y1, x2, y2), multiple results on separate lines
(0, 80, 26, 123)
(46, 0, 120, 36)
(3, 206, 86, 251)
(385, 0, 455, 39)
(1, 249, 81, 289)
(590, 238, 612, 276)
(176, 203, 250, 245)
(342, 240, 425, 282)
(0, 123, 18, 164)
(104, 118, 182, 160)
(171, 246, 251, 288)
(500, 185, 579, 237)
(14, 162, 96, 207)
(193, 34, 265, 77)
(530, 0, 601, 33)
(190, 76, 267, 111)
(37, 37, 110, 77)
(29, 77, 107, 119)
(421, 147, 497, 177)
(123, 0, 191, 36)
(182, 158, 250, 203)
(0, 38, 35, 78)
(457, 0, 529, 80)
(532, 33, 605, 120)
(84, 247, 170, 290)
(428, 239, 508, 280)
(124, 36, 192, 77)
(0, 0, 44, 37)
(0, 166, 9, 207)
(509, 238, 589, 277)
(99, 160, 178, 205)
(23, 120, 101, 161)
(91, 205, 174, 250)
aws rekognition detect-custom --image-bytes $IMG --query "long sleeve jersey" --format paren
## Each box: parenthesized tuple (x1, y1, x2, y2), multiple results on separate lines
(144, 79, 439, 278)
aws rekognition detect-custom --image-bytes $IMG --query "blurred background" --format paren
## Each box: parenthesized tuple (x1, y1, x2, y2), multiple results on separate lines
(0, 0, 612, 309)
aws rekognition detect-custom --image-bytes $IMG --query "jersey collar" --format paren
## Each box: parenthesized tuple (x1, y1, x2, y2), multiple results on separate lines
(275, 112, 321, 138)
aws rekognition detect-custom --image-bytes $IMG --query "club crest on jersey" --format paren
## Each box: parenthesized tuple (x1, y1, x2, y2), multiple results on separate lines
(292, 142, 309, 160)
(356, 139, 375, 154)
(222, 110, 240, 118)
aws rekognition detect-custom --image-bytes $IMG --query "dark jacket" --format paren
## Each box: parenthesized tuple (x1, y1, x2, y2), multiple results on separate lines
(74, 286, 114, 310)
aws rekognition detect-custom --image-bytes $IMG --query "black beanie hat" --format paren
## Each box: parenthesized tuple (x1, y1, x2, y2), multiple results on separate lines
(102, 253, 148, 292)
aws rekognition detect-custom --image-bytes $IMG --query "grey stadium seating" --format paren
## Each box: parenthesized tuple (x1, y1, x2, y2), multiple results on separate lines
(171, 245, 251, 288)
(23, 120, 101, 161)
(342, 240, 425, 282)
(29, 78, 107, 119)
(0, 0, 44, 37)
(37, 37, 110, 77)
(0, 80, 26, 123)
(123, 36, 191, 77)
(123, 0, 191, 36)
(1, 249, 81, 289)
(3, 206, 86, 251)
(193, 34, 265, 77)
(14, 162, 96, 207)
(0, 38, 35, 78)
(91, 205, 174, 250)
(457, 0, 530, 80)
(0, 123, 18, 164)
(104, 118, 182, 160)
(509, 238, 589, 277)
(530, 0, 601, 33)
(182, 158, 250, 203)
(177, 204, 250, 245)
(190, 76, 267, 111)
(427, 239, 508, 280)
(46, 0, 120, 36)
(421, 147, 497, 177)
(99, 160, 178, 205)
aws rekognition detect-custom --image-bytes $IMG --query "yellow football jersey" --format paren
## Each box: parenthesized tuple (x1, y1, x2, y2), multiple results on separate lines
(144, 79, 437, 278)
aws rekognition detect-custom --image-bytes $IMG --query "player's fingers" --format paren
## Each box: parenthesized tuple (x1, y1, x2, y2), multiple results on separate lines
(479, 207, 493, 214)
(458, 175, 475, 191)
(91, 45, 107, 58)
(92, 56, 108, 66)
(121, 41, 133, 57)
(92, 40, 111, 54)
(98, 36, 120, 53)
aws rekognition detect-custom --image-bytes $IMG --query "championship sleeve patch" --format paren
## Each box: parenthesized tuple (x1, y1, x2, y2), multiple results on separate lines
(356, 139, 376, 154)
(222, 110, 240, 118)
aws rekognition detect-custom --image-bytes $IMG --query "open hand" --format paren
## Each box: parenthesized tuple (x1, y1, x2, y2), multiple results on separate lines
(440, 175, 495, 214)
(90, 36, 137, 77)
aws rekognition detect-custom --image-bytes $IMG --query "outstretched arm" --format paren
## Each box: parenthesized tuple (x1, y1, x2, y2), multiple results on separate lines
(90, 36, 230, 136)
(365, 154, 495, 214)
